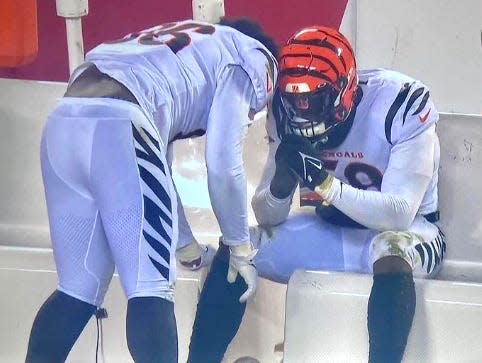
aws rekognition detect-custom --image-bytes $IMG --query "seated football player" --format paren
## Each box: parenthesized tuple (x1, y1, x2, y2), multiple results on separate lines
(187, 26, 445, 363)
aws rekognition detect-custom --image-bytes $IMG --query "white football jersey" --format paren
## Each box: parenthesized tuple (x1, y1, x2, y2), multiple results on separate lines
(78, 19, 277, 246)
(83, 19, 276, 147)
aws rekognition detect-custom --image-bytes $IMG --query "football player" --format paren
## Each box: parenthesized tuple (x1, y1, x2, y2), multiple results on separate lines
(25, 17, 277, 363)
(188, 26, 445, 363)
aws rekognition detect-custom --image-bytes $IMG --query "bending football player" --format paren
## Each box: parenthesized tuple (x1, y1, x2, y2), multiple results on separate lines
(25, 17, 278, 363)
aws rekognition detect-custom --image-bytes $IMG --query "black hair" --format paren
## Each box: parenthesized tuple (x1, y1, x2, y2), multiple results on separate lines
(218, 16, 279, 58)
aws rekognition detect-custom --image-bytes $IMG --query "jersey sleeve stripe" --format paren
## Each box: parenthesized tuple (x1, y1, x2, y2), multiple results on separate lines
(411, 91, 430, 116)
(402, 87, 425, 124)
(384, 82, 412, 144)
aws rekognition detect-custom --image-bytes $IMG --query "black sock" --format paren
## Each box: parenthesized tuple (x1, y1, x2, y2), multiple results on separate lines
(126, 296, 178, 363)
(25, 290, 96, 363)
(188, 241, 248, 363)
(368, 273, 416, 363)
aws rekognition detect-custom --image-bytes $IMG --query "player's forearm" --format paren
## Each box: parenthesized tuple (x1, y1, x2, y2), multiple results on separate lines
(176, 194, 196, 250)
(208, 170, 250, 246)
(319, 179, 418, 231)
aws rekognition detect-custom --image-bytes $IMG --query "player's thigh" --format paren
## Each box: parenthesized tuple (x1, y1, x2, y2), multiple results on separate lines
(41, 109, 115, 306)
(91, 106, 178, 301)
(253, 210, 348, 283)
(369, 215, 446, 277)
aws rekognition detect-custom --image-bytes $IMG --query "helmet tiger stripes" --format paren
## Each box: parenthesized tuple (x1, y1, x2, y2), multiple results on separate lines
(278, 26, 358, 139)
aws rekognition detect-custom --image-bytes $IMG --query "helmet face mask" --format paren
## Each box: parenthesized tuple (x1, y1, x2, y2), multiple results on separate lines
(280, 85, 337, 138)
(277, 26, 358, 142)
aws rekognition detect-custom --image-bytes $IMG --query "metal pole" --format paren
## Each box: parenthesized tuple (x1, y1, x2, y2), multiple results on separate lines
(64, 18, 84, 74)
(55, 0, 89, 75)
(192, 0, 225, 23)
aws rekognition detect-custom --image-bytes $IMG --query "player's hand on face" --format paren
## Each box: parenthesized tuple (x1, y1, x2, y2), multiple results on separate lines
(275, 134, 329, 191)
(227, 242, 258, 303)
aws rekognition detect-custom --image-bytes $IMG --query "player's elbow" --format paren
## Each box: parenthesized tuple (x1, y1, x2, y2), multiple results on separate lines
(387, 215, 413, 231)
(380, 202, 417, 232)
(251, 188, 290, 226)
(252, 202, 288, 227)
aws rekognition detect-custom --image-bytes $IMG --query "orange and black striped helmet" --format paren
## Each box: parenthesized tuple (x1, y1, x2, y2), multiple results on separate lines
(278, 26, 358, 139)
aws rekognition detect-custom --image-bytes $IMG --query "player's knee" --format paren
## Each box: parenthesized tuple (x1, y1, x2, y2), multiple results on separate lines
(57, 281, 107, 307)
(369, 231, 415, 272)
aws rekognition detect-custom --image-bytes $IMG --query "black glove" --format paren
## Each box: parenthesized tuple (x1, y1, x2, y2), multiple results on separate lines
(275, 134, 329, 190)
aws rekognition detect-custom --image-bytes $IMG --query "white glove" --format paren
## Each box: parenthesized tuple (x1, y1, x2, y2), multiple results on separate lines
(227, 242, 258, 303)
(176, 239, 215, 271)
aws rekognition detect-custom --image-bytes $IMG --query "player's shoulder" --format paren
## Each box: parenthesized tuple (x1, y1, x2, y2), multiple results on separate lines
(358, 68, 421, 94)
(236, 44, 277, 112)
(214, 21, 278, 112)
(358, 68, 438, 145)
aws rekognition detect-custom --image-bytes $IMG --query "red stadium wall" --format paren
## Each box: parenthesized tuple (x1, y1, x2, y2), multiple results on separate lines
(0, 0, 348, 82)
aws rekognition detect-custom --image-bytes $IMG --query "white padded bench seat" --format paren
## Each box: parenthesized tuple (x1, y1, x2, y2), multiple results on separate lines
(284, 270, 482, 363)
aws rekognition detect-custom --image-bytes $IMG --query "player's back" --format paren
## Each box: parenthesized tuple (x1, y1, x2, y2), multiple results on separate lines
(84, 20, 268, 144)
